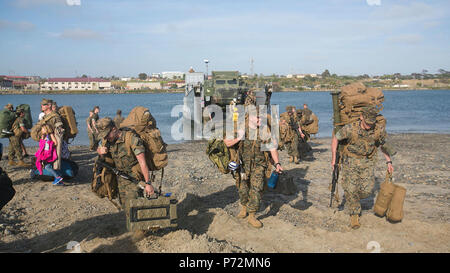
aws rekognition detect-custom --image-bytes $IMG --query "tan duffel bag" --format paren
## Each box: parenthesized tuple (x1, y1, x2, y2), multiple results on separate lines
(386, 184, 406, 222)
(374, 171, 396, 217)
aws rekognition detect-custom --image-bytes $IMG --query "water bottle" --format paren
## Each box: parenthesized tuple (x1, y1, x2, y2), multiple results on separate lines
(267, 172, 279, 189)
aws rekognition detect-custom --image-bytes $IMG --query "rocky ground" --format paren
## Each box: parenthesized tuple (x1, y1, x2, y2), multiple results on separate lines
(0, 133, 449, 253)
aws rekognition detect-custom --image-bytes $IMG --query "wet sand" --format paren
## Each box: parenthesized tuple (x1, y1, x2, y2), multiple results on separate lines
(0, 133, 449, 253)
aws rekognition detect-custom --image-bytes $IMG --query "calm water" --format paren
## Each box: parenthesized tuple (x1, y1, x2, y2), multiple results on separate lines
(1, 90, 449, 147)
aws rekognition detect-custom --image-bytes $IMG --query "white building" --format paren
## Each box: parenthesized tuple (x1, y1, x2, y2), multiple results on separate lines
(162, 71, 184, 79)
(126, 82, 161, 90)
(296, 74, 318, 78)
(40, 78, 111, 91)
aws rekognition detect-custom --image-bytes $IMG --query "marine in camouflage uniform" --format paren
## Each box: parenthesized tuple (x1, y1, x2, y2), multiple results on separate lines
(285, 106, 300, 163)
(96, 117, 154, 237)
(89, 107, 101, 151)
(244, 90, 256, 106)
(332, 106, 395, 229)
(224, 110, 283, 228)
(39, 99, 65, 170)
(86, 112, 98, 151)
(8, 110, 31, 167)
(296, 108, 313, 159)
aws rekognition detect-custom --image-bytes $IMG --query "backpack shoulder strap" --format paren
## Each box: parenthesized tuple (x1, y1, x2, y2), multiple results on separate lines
(122, 129, 135, 157)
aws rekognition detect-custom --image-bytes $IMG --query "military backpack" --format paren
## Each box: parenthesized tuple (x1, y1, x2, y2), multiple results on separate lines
(206, 138, 231, 174)
(120, 106, 168, 171)
(58, 106, 78, 141)
(0, 109, 16, 138)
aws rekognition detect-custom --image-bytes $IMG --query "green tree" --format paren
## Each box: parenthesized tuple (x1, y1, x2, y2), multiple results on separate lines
(138, 73, 148, 80)
(321, 69, 331, 78)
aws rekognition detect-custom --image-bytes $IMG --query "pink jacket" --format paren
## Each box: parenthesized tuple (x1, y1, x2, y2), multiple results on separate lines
(35, 137, 58, 175)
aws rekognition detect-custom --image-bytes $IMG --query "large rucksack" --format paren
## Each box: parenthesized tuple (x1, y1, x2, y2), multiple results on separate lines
(30, 111, 60, 141)
(303, 113, 319, 135)
(58, 106, 78, 142)
(91, 156, 119, 200)
(206, 138, 231, 174)
(0, 109, 16, 138)
(338, 82, 384, 124)
(120, 106, 168, 171)
(338, 83, 387, 157)
(30, 106, 78, 142)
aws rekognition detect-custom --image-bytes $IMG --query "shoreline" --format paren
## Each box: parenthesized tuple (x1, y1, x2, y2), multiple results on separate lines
(1, 88, 448, 95)
(2, 132, 449, 148)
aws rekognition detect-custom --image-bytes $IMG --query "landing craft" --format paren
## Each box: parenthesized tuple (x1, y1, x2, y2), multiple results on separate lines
(183, 70, 273, 140)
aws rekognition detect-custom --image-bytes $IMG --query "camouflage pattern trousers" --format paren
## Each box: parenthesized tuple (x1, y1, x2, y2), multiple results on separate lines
(340, 156, 376, 216)
(237, 163, 266, 213)
(287, 133, 300, 158)
(8, 135, 23, 161)
(117, 174, 142, 231)
(88, 132, 99, 151)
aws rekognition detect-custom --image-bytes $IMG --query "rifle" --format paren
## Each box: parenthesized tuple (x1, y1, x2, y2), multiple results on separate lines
(329, 152, 340, 207)
(290, 119, 305, 143)
(330, 91, 342, 208)
(95, 159, 159, 199)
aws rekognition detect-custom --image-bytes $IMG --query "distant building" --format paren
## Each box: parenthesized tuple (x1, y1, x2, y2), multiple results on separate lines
(121, 77, 132, 81)
(126, 81, 161, 90)
(162, 71, 184, 79)
(41, 78, 111, 91)
(0, 76, 13, 89)
(392, 84, 410, 88)
(296, 74, 318, 79)
(0, 75, 40, 90)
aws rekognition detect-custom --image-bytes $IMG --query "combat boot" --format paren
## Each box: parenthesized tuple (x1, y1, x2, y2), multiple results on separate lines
(237, 205, 247, 219)
(17, 160, 32, 168)
(8, 160, 17, 166)
(247, 213, 262, 228)
(350, 215, 361, 229)
(294, 156, 300, 164)
(289, 156, 294, 163)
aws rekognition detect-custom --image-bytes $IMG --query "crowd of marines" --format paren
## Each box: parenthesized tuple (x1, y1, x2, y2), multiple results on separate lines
(1, 85, 396, 240)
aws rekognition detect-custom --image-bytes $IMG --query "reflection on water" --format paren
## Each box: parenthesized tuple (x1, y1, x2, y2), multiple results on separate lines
(0, 90, 449, 147)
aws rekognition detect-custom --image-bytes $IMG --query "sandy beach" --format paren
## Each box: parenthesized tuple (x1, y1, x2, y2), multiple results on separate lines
(0, 133, 449, 253)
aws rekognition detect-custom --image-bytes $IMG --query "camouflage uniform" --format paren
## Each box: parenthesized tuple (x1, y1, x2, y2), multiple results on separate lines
(90, 113, 100, 151)
(8, 118, 24, 162)
(87, 114, 99, 151)
(335, 121, 388, 216)
(40, 109, 65, 169)
(244, 90, 256, 106)
(238, 126, 272, 213)
(98, 119, 146, 231)
(297, 109, 313, 157)
(286, 110, 300, 160)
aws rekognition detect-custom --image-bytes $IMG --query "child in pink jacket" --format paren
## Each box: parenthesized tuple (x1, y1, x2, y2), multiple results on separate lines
(35, 125, 63, 185)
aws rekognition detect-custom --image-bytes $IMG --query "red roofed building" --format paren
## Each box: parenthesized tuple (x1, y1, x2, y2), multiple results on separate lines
(41, 77, 111, 91)
(0, 75, 40, 90)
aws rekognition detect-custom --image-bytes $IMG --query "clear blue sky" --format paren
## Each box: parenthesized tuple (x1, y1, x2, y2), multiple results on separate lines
(0, 0, 449, 77)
